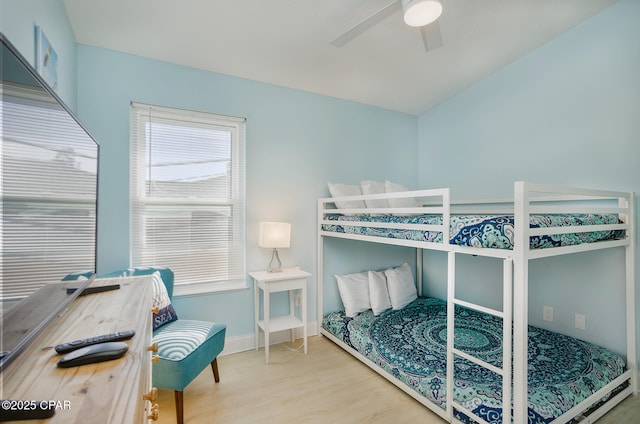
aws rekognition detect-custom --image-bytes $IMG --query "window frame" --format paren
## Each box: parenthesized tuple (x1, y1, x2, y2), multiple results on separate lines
(129, 102, 246, 296)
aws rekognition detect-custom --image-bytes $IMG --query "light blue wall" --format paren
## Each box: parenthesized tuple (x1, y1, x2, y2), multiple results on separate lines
(0, 0, 77, 110)
(418, 0, 639, 362)
(75, 45, 418, 337)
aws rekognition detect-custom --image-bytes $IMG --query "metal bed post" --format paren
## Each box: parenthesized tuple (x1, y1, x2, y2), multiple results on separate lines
(446, 250, 455, 422)
(317, 198, 324, 336)
(623, 192, 637, 393)
(444, 189, 453, 421)
(416, 249, 423, 297)
(502, 258, 513, 424)
(512, 181, 529, 424)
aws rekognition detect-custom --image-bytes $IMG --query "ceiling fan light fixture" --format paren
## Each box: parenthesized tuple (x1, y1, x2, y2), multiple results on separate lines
(402, 0, 443, 27)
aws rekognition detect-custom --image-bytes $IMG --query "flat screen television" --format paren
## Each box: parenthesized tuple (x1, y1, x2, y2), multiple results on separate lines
(0, 33, 99, 371)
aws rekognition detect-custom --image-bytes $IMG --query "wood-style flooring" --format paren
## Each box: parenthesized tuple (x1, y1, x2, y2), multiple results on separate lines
(156, 336, 640, 423)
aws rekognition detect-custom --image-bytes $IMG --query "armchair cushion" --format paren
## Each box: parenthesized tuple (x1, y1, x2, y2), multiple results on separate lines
(152, 319, 226, 391)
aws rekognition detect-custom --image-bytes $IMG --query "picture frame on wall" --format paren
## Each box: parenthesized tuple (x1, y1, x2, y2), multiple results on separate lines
(35, 25, 59, 91)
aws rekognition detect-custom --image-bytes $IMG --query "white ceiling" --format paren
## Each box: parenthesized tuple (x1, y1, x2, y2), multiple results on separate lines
(63, 0, 617, 115)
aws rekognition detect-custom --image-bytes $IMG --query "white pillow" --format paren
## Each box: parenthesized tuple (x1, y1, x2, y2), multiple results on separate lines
(335, 271, 370, 317)
(368, 270, 391, 316)
(360, 180, 389, 215)
(384, 180, 419, 215)
(384, 263, 417, 310)
(328, 182, 366, 215)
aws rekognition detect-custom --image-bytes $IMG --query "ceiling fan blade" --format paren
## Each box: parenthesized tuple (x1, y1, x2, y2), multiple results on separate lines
(331, 0, 402, 47)
(420, 20, 443, 52)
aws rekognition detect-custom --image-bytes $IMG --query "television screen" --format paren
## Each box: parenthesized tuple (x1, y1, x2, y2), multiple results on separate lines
(0, 34, 99, 371)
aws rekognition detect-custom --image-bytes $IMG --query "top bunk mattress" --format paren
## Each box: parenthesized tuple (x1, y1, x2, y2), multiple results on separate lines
(321, 213, 625, 249)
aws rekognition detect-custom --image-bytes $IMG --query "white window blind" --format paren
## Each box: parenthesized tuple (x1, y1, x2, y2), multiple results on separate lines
(130, 102, 246, 295)
(1, 83, 98, 302)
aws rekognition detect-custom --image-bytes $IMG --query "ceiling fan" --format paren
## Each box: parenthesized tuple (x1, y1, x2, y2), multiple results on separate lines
(330, 0, 444, 52)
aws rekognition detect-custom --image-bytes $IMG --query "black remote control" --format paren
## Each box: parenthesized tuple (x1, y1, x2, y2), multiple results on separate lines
(55, 330, 135, 354)
(57, 342, 129, 368)
(0, 402, 55, 421)
(66, 284, 120, 296)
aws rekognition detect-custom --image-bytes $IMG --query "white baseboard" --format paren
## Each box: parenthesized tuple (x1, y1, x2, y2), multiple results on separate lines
(219, 321, 318, 356)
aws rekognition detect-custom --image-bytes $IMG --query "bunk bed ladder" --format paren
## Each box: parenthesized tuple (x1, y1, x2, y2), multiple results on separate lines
(446, 251, 513, 424)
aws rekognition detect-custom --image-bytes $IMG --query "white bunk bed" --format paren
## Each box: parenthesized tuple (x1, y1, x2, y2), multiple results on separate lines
(316, 181, 636, 424)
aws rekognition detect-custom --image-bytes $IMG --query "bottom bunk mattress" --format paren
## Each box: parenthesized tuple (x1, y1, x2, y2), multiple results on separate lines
(322, 297, 626, 424)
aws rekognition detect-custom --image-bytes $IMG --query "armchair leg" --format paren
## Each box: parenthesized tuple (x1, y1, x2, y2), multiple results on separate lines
(171, 360, 219, 424)
(174, 390, 184, 424)
(211, 357, 220, 382)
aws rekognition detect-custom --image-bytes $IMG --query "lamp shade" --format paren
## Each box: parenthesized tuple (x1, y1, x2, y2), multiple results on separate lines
(402, 0, 443, 27)
(259, 222, 291, 249)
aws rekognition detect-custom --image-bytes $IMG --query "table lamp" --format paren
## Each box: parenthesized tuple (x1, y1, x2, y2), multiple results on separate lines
(259, 222, 291, 272)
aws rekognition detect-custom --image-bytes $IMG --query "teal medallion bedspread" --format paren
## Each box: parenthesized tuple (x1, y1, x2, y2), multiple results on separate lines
(322, 297, 626, 423)
(322, 213, 624, 249)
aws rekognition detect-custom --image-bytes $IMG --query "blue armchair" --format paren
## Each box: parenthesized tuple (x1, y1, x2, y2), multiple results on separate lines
(64, 267, 226, 424)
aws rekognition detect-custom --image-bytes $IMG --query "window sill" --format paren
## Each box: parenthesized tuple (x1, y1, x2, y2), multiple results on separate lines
(173, 280, 248, 297)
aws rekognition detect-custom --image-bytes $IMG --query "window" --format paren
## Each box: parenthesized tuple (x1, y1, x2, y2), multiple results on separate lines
(130, 103, 246, 295)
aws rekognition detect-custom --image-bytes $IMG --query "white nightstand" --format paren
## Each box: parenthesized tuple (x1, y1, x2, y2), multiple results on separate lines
(250, 267, 310, 364)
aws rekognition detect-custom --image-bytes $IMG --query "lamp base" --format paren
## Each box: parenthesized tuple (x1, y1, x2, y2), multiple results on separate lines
(268, 248, 283, 273)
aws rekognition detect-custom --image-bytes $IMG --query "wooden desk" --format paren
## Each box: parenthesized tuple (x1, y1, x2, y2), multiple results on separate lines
(0, 276, 156, 423)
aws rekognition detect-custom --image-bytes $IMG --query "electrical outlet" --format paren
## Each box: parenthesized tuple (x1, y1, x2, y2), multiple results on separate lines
(575, 314, 586, 331)
(543, 306, 554, 323)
